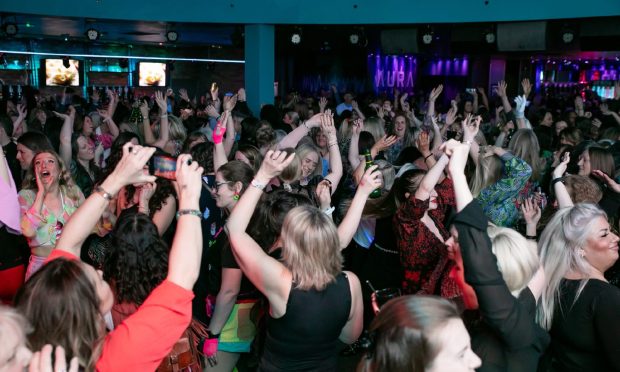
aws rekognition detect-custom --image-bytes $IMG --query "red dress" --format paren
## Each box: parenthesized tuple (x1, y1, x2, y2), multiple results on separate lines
(45, 250, 193, 371)
(394, 177, 461, 299)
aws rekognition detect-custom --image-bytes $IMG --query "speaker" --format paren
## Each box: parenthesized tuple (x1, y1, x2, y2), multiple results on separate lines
(497, 21, 547, 51)
(381, 28, 418, 54)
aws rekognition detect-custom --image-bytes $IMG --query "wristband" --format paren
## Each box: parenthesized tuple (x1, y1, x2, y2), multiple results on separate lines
(328, 142, 338, 148)
(551, 177, 564, 186)
(251, 179, 267, 190)
(525, 234, 537, 241)
(322, 206, 335, 216)
(424, 153, 434, 162)
(95, 186, 114, 201)
(176, 209, 202, 218)
(302, 121, 310, 131)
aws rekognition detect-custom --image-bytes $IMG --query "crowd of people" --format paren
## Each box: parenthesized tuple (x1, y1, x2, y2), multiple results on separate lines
(1, 76, 620, 372)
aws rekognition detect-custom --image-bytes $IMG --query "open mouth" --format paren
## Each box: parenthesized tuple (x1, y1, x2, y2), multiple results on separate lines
(41, 170, 51, 178)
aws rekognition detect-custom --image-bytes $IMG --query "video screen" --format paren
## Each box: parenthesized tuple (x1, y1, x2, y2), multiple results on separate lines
(139, 62, 167, 86)
(45, 59, 80, 86)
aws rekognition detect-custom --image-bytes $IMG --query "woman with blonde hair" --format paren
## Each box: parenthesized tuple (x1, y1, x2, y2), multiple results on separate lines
(18, 150, 84, 280)
(509, 129, 545, 184)
(142, 91, 187, 156)
(225, 149, 382, 370)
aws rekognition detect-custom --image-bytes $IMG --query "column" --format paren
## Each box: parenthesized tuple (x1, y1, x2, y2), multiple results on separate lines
(244, 24, 274, 116)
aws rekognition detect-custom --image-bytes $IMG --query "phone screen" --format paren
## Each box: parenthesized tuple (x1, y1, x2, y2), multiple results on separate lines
(149, 155, 177, 180)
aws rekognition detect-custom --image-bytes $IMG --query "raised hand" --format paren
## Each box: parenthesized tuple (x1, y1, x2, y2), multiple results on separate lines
(223, 94, 238, 112)
(441, 139, 470, 176)
(514, 95, 527, 118)
(521, 78, 532, 97)
(371, 135, 398, 154)
(351, 118, 364, 136)
(495, 80, 507, 98)
(178, 88, 190, 102)
(429, 84, 444, 102)
(461, 114, 481, 142)
(319, 96, 328, 113)
(212, 117, 227, 145)
(591, 169, 620, 193)
(175, 154, 204, 209)
(321, 110, 337, 141)
(358, 165, 382, 197)
(256, 150, 296, 182)
(521, 197, 541, 226)
(17, 103, 27, 118)
(155, 91, 167, 113)
(552, 152, 570, 179)
(237, 87, 246, 102)
(476, 87, 486, 95)
(351, 100, 360, 111)
(210, 84, 219, 101)
(376, 106, 385, 120)
(416, 131, 431, 154)
(445, 107, 457, 125)
(205, 104, 219, 118)
(111, 143, 157, 187)
(91, 89, 100, 102)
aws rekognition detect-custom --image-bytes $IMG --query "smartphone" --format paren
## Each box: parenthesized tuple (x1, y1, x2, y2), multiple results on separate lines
(224, 92, 234, 97)
(466, 88, 476, 94)
(149, 155, 177, 180)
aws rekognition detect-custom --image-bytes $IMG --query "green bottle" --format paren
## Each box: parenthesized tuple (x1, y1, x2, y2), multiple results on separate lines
(364, 150, 382, 199)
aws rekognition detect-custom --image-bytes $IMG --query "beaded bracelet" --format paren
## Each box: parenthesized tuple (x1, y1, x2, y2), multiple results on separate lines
(176, 209, 202, 219)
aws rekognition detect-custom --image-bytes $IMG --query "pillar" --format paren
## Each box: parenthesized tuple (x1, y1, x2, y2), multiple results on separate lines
(244, 24, 274, 116)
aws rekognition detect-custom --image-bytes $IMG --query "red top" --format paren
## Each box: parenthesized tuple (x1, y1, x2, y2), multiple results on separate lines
(45, 250, 194, 371)
(394, 177, 461, 299)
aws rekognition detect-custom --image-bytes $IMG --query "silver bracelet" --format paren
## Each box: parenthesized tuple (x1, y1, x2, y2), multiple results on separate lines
(251, 179, 267, 190)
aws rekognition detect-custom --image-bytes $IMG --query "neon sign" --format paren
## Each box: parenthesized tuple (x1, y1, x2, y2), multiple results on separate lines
(369, 55, 417, 92)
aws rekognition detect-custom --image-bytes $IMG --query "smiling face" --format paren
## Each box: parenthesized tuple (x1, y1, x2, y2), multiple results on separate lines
(315, 131, 328, 149)
(394, 115, 407, 138)
(16, 143, 35, 170)
(427, 318, 481, 372)
(77, 135, 95, 162)
(584, 216, 620, 274)
(301, 151, 319, 178)
(213, 171, 238, 210)
(33, 152, 60, 187)
(578, 150, 591, 176)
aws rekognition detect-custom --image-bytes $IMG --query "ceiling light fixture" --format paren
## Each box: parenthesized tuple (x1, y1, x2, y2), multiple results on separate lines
(3, 22, 18, 36)
(86, 28, 100, 41)
(166, 30, 178, 42)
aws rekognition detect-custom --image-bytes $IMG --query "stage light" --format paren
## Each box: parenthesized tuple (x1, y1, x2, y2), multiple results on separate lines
(62, 56, 70, 68)
(3, 23, 18, 36)
(291, 33, 301, 44)
(422, 32, 433, 45)
(166, 30, 179, 42)
(86, 28, 100, 41)
(349, 33, 360, 45)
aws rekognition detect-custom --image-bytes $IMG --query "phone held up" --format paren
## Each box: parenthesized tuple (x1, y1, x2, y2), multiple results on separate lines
(149, 155, 177, 180)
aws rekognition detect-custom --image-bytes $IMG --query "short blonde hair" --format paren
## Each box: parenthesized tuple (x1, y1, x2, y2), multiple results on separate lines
(281, 205, 342, 290)
(362, 117, 386, 143)
(487, 225, 539, 297)
(295, 143, 323, 179)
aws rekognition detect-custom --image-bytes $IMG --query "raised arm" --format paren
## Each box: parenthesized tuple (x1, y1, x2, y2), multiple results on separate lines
(461, 114, 481, 165)
(337, 166, 382, 249)
(415, 154, 449, 201)
(150, 91, 170, 149)
(321, 110, 343, 191)
(212, 114, 229, 171)
(444, 139, 542, 349)
(495, 81, 512, 114)
(225, 150, 296, 317)
(348, 119, 364, 171)
(351, 100, 365, 121)
(54, 144, 156, 259)
(222, 95, 238, 156)
(427, 84, 443, 119)
(552, 152, 573, 208)
(12, 103, 27, 137)
(56, 106, 76, 167)
(166, 154, 204, 289)
(477, 87, 489, 111)
(277, 113, 321, 149)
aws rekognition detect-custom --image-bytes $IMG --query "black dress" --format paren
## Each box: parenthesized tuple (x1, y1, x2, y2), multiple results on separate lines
(453, 201, 549, 372)
(541, 278, 620, 371)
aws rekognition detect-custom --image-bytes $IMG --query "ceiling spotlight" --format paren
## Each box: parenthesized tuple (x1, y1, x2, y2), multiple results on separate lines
(86, 28, 99, 41)
(422, 32, 433, 45)
(62, 56, 70, 69)
(485, 31, 496, 44)
(3, 22, 18, 36)
(562, 30, 574, 44)
(166, 30, 179, 42)
(291, 32, 301, 45)
(349, 33, 360, 45)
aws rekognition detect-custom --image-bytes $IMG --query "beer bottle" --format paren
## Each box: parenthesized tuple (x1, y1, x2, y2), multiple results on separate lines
(364, 149, 382, 199)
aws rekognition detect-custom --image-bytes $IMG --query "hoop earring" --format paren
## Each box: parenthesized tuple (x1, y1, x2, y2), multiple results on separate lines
(233, 192, 240, 201)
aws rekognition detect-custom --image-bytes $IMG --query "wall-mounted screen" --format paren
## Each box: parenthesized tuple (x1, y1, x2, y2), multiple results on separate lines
(138, 62, 167, 86)
(45, 59, 81, 86)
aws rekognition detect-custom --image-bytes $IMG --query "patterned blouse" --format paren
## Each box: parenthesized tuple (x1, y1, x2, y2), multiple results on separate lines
(18, 188, 84, 249)
(477, 153, 532, 228)
(395, 177, 461, 299)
